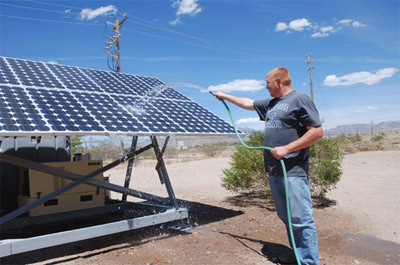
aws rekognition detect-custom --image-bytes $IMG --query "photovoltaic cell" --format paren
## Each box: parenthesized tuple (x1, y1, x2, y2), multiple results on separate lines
(46, 63, 99, 92)
(0, 56, 239, 136)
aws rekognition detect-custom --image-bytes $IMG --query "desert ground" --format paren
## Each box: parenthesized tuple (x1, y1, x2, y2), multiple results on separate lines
(1, 150, 399, 265)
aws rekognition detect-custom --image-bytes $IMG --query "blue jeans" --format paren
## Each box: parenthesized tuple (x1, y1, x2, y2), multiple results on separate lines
(269, 175, 320, 265)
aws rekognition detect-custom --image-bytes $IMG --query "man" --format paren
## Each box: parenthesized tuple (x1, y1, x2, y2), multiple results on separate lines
(213, 67, 323, 265)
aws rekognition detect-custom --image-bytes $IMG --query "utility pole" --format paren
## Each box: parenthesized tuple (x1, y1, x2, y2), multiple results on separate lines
(371, 121, 374, 137)
(113, 15, 127, 72)
(105, 15, 127, 73)
(306, 53, 314, 101)
(113, 15, 128, 73)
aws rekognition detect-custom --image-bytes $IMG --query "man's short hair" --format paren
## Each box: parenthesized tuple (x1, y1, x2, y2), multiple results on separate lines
(268, 67, 291, 86)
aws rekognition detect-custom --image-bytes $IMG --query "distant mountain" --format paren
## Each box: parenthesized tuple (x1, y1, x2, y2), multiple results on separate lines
(324, 120, 400, 135)
(237, 127, 260, 135)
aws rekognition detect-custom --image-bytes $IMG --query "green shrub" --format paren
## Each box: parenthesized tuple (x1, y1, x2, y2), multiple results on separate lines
(309, 137, 343, 198)
(70, 136, 85, 156)
(222, 132, 343, 198)
(198, 143, 227, 157)
(221, 132, 268, 192)
(86, 141, 126, 161)
(371, 135, 384, 142)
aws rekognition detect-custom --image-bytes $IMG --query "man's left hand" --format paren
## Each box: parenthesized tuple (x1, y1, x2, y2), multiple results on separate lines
(271, 146, 290, 160)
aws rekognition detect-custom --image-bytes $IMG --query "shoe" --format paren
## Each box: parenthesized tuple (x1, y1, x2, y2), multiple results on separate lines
(277, 254, 297, 264)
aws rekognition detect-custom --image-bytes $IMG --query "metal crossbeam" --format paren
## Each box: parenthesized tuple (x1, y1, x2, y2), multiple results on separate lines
(151, 136, 179, 209)
(0, 207, 188, 257)
(122, 136, 138, 201)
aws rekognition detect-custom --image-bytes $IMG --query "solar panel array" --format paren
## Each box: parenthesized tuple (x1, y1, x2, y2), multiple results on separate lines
(0, 57, 239, 136)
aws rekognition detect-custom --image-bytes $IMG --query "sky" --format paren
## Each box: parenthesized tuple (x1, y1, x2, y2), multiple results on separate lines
(0, 0, 399, 131)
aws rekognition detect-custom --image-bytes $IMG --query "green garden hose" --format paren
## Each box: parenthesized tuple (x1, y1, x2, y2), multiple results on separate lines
(210, 91, 301, 265)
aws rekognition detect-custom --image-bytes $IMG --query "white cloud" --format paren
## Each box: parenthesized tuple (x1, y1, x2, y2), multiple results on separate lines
(352, 21, 366, 27)
(311, 32, 330, 38)
(337, 19, 366, 28)
(275, 18, 311, 32)
(356, 106, 380, 113)
(275, 22, 288, 32)
(78, 5, 117, 20)
(169, 17, 180, 26)
(170, 0, 202, 25)
(338, 19, 353, 25)
(207, 79, 265, 93)
(311, 25, 336, 38)
(236, 117, 263, 124)
(289, 18, 312, 31)
(367, 106, 380, 110)
(276, 18, 366, 37)
(320, 26, 335, 33)
(323, 68, 399, 86)
(175, 0, 202, 16)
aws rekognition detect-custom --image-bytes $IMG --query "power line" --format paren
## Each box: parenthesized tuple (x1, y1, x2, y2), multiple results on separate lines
(0, 2, 79, 14)
(314, 32, 399, 60)
(19, 0, 400, 63)
(1, 12, 269, 60)
(126, 15, 290, 56)
(1, 7, 275, 60)
(0, 14, 102, 26)
(17, 0, 289, 58)
(23, 0, 83, 10)
(122, 26, 274, 60)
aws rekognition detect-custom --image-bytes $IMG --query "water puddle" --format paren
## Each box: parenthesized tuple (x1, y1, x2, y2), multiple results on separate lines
(342, 233, 400, 264)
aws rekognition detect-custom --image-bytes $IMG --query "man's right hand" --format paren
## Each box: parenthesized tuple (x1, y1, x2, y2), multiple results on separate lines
(212, 91, 227, 101)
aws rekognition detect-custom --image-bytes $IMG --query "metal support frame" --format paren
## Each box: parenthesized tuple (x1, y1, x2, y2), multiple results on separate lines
(122, 136, 138, 201)
(0, 136, 188, 257)
(151, 136, 179, 209)
(1, 207, 188, 257)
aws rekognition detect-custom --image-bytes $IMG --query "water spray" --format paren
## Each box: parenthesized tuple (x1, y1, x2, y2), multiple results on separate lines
(167, 82, 210, 93)
(209, 91, 301, 265)
(124, 84, 170, 116)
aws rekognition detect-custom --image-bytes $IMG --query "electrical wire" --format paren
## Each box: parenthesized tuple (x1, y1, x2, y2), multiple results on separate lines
(125, 15, 291, 56)
(23, 0, 83, 10)
(17, 0, 399, 64)
(8, 1, 289, 61)
(0, 14, 102, 26)
(122, 26, 273, 60)
(0, 2, 79, 14)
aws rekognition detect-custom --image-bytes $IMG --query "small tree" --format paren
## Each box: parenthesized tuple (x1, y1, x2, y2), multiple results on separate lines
(309, 137, 343, 198)
(221, 132, 268, 192)
(70, 136, 85, 156)
(87, 141, 125, 162)
(222, 132, 343, 198)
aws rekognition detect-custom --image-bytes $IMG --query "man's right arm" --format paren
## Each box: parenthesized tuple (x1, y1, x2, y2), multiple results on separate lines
(213, 91, 255, 111)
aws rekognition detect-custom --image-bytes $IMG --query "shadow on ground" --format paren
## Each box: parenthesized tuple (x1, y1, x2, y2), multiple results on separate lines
(0, 199, 243, 264)
(224, 191, 337, 210)
(220, 231, 296, 264)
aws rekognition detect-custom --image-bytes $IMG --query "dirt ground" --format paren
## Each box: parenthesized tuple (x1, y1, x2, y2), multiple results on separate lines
(2, 151, 400, 265)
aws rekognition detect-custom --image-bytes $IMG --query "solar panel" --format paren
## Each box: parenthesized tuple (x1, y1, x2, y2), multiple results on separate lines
(0, 57, 239, 136)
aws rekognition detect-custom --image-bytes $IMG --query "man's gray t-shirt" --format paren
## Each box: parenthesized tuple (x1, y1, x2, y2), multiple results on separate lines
(253, 91, 321, 177)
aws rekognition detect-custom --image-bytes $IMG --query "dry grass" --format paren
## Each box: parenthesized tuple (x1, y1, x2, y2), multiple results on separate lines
(335, 128, 400, 154)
